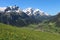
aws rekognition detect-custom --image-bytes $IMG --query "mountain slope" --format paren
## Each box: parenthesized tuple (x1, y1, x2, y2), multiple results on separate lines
(0, 23, 60, 40)
(48, 12, 60, 27)
(36, 13, 60, 33)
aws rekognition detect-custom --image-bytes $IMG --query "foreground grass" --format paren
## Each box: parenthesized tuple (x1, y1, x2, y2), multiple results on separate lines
(0, 23, 60, 40)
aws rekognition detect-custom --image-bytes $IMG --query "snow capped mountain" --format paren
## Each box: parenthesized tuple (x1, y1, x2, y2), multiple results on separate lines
(0, 6, 23, 13)
(23, 8, 50, 16)
(33, 9, 45, 16)
(0, 6, 50, 17)
(0, 6, 51, 25)
(45, 13, 50, 16)
(23, 8, 34, 16)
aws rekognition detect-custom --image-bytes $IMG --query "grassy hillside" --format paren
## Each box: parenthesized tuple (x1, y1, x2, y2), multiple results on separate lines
(0, 23, 60, 40)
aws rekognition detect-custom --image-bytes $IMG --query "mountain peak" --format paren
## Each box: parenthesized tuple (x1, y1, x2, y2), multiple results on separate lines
(23, 7, 34, 16)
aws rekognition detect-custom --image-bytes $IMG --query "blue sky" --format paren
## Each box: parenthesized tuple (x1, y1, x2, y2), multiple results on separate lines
(0, 0, 60, 15)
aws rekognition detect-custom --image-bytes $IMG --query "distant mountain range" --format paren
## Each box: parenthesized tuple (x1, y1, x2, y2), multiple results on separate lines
(23, 8, 49, 16)
(0, 5, 51, 26)
(0, 5, 60, 34)
(0, 6, 50, 16)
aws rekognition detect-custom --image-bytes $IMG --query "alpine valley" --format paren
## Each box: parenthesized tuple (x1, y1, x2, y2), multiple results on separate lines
(0, 5, 60, 40)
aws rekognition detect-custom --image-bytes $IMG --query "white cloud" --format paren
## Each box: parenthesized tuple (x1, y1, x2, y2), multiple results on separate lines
(0, 7, 6, 11)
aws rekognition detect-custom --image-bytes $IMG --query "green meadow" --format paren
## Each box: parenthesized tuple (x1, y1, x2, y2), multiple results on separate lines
(0, 23, 60, 40)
